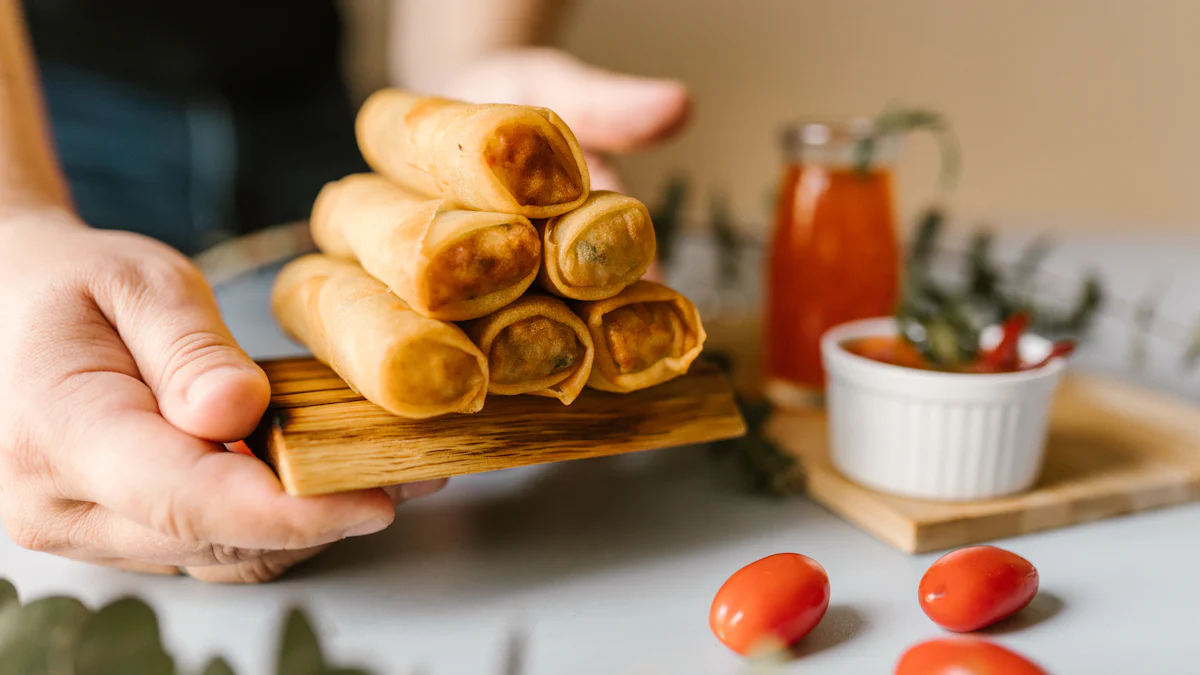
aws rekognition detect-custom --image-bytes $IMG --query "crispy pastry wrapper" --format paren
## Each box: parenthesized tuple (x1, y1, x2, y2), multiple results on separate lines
(535, 191, 657, 301)
(461, 294, 595, 405)
(356, 89, 591, 219)
(271, 254, 489, 418)
(573, 280, 707, 393)
(310, 173, 541, 321)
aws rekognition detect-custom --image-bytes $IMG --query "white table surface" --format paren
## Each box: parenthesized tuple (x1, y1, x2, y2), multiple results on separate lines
(3, 229, 1200, 675)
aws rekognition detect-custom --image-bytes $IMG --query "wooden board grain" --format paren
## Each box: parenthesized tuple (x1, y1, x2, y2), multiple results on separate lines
(249, 358, 746, 496)
(766, 373, 1200, 553)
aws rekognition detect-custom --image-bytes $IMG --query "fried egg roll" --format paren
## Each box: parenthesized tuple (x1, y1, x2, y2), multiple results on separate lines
(573, 281, 706, 393)
(535, 191, 657, 301)
(311, 173, 541, 321)
(356, 89, 591, 219)
(462, 295, 594, 404)
(271, 254, 488, 418)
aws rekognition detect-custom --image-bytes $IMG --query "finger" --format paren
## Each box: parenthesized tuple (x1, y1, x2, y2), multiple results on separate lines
(643, 259, 664, 283)
(94, 559, 183, 576)
(446, 49, 692, 155)
(27, 500, 322, 580)
(30, 293, 396, 552)
(98, 251, 270, 442)
(182, 545, 330, 584)
(583, 152, 626, 193)
(12, 499, 272, 567)
(57, 373, 395, 550)
(554, 69, 692, 154)
(381, 478, 449, 505)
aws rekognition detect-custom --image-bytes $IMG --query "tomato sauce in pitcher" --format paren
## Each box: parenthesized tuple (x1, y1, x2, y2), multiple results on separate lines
(765, 121, 900, 406)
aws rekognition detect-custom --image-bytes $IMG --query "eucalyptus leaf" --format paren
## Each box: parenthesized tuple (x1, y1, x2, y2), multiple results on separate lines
(0, 579, 17, 613)
(1066, 275, 1104, 334)
(1183, 320, 1200, 372)
(649, 176, 688, 264)
(277, 609, 325, 675)
(711, 392, 800, 496)
(72, 597, 173, 675)
(763, 186, 779, 222)
(202, 658, 238, 675)
(965, 231, 1005, 314)
(1034, 274, 1104, 337)
(924, 316, 975, 366)
(1130, 293, 1158, 372)
(905, 207, 944, 281)
(0, 596, 92, 675)
(709, 191, 740, 288)
(854, 106, 961, 193)
(897, 203, 1103, 369)
(1013, 235, 1054, 299)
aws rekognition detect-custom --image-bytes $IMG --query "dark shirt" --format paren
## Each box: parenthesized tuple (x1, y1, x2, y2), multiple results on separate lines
(20, 0, 368, 253)
(22, 0, 343, 97)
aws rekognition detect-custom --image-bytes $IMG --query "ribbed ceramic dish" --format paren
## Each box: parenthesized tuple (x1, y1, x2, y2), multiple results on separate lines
(820, 317, 1067, 501)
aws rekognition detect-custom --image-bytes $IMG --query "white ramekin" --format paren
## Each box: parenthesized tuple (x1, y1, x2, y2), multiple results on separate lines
(819, 317, 1067, 501)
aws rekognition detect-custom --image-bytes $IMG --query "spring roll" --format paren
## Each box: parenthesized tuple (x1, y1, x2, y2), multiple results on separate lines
(311, 173, 542, 321)
(271, 254, 489, 418)
(535, 191, 657, 301)
(462, 295, 594, 404)
(574, 281, 707, 393)
(356, 89, 591, 219)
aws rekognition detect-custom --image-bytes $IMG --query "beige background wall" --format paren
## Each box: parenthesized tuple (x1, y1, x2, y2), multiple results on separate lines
(342, 0, 1198, 234)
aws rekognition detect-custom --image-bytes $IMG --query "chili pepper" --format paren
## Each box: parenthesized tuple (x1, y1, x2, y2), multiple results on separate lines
(1024, 340, 1077, 370)
(982, 311, 1030, 372)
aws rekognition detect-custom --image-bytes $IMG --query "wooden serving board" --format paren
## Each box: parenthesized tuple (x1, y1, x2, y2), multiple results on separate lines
(248, 358, 746, 496)
(766, 373, 1200, 554)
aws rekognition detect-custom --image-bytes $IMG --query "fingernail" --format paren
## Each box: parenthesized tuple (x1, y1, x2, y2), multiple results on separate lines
(382, 484, 406, 503)
(381, 479, 446, 505)
(400, 478, 448, 501)
(186, 365, 257, 404)
(342, 516, 392, 539)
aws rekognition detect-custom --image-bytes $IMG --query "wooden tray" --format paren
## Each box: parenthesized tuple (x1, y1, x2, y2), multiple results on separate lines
(249, 358, 746, 496)
(766, 373, 1200, 553)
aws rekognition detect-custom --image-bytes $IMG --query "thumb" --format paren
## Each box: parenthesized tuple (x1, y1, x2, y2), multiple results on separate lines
(109, 255, 270, 442)
(449, 48, 692, 154)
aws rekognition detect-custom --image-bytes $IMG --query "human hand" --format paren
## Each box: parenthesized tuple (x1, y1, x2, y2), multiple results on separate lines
(0, 210, 444, 583)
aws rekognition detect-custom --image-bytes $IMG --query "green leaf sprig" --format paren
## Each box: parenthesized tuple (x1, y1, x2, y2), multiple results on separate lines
(896, 206, 1104, 368)
(705, 352, 803, 495)
(709, 191, 741, 289)
(0, 579, 387, 675)
(853, 105, 962, 195)
(650, 175, 689, 265)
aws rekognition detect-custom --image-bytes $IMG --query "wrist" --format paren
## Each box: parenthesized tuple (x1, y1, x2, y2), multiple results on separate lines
(0, 203, 87, 237)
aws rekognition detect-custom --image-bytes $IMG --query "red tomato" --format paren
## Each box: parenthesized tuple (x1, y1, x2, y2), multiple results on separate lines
(895, 638, 1048, 675)
(919, 545, 1039, 632)
(709, 553, 830, 656)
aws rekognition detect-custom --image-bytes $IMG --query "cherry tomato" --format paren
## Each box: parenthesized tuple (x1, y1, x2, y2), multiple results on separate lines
(709, 553, 830, 656)
(895, 638, 1048, 675)
(919, 545, 1039, 632)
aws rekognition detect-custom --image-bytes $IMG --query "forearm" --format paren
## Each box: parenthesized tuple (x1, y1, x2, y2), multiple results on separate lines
(0, 0, 73, 221)
(389, 0, 565, 94)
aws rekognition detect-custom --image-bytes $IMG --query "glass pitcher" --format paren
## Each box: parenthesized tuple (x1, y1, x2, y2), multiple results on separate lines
(764, 119, 902, 408)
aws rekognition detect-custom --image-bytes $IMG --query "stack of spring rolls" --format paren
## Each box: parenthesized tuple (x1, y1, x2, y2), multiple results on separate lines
(272, 89, 707, 419)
